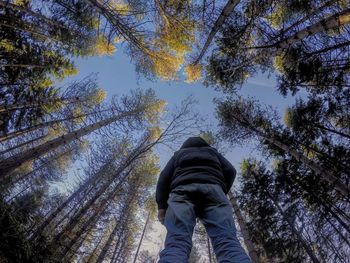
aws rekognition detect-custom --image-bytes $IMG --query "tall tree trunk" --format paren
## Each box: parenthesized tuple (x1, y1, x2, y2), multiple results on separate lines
(0, 108, 110, 142)
(0, 1, 70, 31)
(30, 138, 150, 241)
(0, 134, 47, 156)
(193, 0, 241, 64)
(0, 95, 88, 113)
(95, 221, 120, 263)
(132, 212, 150, 263)
(273, 9, 350, 51)
(277, 0, 338, 38)
(233, 113, 350, 196)
(207, 235, 212, 263)
(53, 167, 133, 247)
(228, 192, 261, 263)
(0, 109, 138, 177)
(259, 181, 321, 263)
(83, 0, 150, 54)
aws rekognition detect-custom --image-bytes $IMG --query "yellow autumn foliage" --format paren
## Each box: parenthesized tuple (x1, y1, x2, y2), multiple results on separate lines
(15, 160, 34, 175)
(0, 39, 15, 52)
(109, 1, 130, 16)
(95, 36, 116, 56)
(144, 99, 167, 124)
(72, 107, 85, 124)
(283, 108, 294, 128)
(88, 88, 106, 106)
(55, 153, 72, 172)
(273, 54, 286, 74)
(148, 125, 162, 141)
(46, 123, 67, 140)
(159, 19, 195, 55)
(267, 4, 285, 29)
(150, 49, 184, 80)
(184, 64, 202, 83)
(14, 0, 29, 6)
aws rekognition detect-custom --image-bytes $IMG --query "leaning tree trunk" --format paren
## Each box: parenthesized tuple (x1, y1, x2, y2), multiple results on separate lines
(272, 8, 350, 51)
(233, 114, 350, 197)
(256, 176, 321, 263)
(83, 0, 150, 54)
(0, 109, 138, 177)
(228, 192, 261, 263)
(193, 0, 241, 64)
(0, 108, 111, 142)
(53, 166, 135, 247)
(97, 194, 137, 263)
(31, 139, 149, 241)
(132, 212, 150, 263)
(207, 235, 212, 263)
(0, 134, 47, 156)
(277, 0, 338, 38)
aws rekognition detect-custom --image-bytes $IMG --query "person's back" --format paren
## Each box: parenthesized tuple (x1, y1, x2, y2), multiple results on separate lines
(156, 137, 252, 263)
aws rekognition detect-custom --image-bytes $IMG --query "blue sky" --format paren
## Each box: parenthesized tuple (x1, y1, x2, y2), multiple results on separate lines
(63, 49, 300, 183)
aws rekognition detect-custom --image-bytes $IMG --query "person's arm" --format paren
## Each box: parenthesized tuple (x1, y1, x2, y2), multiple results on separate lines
(218, 153, 236, 193)
(156, 155, 175, 222)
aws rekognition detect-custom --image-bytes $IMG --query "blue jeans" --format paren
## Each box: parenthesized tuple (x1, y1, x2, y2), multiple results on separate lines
(159, 183, 252, 263)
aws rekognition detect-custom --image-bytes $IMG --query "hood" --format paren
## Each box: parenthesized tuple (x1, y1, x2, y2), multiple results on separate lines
(180, 137, 210, 149)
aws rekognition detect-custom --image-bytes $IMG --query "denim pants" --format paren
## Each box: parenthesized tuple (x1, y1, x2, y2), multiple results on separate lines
(158, 183, 252, 263)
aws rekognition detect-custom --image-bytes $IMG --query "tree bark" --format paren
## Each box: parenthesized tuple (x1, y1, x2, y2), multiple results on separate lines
(259, 180, 321, 263)
(228, 192, 261, 263)
(0, 109, 138, 177)
(132, 212, 150, 263)
(273, 9, 350, 51)
(193, 0, 241, 64)
(233, 113, 350, 196)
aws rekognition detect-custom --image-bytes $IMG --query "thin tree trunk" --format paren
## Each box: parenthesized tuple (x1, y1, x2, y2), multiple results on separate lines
(207, 235, 212, 263)
(315, 123, 350, 140)
(0, 95, 87, 113)
(0, 108, 111, 142)
(0, 134, 47, 156)
(0, 109, 138, 177)
(234, 114, 350, 196)
(260, 183, 321, 263)
(132, 212, 150, 263)
(83, 0, 150, 53)
(30, 138, 150, 241)
(228, 192, 261, 263)
(193, 0, 241, 64)
(0, 1, 72, 31)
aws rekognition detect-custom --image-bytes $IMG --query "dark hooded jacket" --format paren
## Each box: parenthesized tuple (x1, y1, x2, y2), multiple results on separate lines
(156, 137, 236, 209)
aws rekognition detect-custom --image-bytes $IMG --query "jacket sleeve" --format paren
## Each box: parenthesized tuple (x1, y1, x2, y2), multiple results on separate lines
(156, 155, 175, 210)
(218, 153, 236, 193)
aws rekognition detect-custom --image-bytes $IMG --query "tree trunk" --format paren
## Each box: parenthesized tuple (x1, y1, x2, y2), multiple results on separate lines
(233, 113, 350, 196)
(273, 9, 350, 51)
(207, 235, 212, 263)
(277, 0, 338, 38)
(31, 138, 150, 241)
(132, 212, 150, 263)
(261, 184, 321, 263)
(83, 0, 150, 54)
(315, 124, 350, 140)
(0, 109, 137, 177)
(0, 134, 47, 156)
(0, 95, 88, 113)
(0, 108, 110, 142)
(228, 192, 261, 263)
(193, 0, 240, 64)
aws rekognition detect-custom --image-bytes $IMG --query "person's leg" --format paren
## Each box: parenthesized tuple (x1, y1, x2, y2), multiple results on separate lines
(158, 185, 197, 263)
(200, 184, 252, 263)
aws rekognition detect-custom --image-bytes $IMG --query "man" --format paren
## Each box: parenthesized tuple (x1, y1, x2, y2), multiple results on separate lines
(156, 137, 252, 263)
